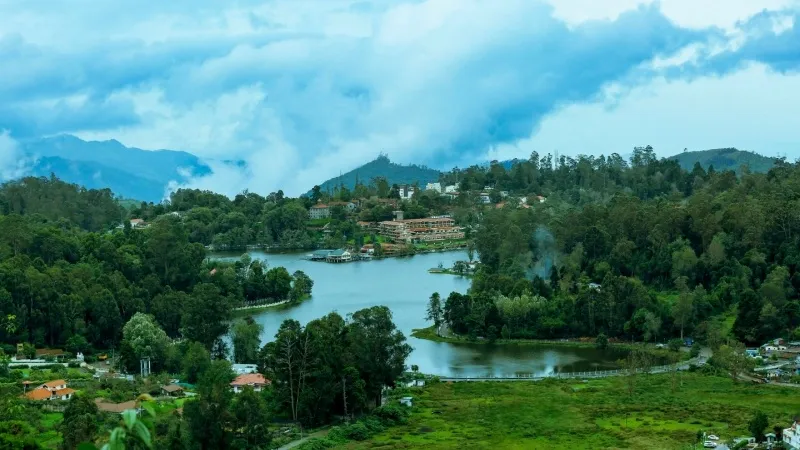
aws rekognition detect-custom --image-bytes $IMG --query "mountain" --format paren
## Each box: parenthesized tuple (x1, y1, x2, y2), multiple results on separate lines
(19, 135, 214, 202)
(316, 154, 441, 192)
(669, 148, 777, 173)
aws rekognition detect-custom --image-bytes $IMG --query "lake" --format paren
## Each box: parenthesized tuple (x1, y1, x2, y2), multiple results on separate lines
(211, 250, 625, 377)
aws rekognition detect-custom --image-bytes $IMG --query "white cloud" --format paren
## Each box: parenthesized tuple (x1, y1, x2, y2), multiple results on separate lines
(486, 63, 800, 161)
(0, 131, 29, 182)
(1, 0, 799, 196)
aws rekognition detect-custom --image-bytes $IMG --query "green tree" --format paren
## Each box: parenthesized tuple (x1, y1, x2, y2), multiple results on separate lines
(595, 333, 608, 350)
(672, 277, 694, 340)
(183, 342, 211, 384)
(184, 360, 236, 450)
(61, 394, 99, 450)
(347, 306, 412, 406)
(231, 317, 263, 364)
(182, 283, 233, 351)
(121, 313, 170, 372)
(231, 387, 271, 450)
(748, 411, 769, 442)
(425, 292, 443, 336)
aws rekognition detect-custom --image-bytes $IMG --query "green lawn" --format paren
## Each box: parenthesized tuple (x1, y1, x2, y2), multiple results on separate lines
(346, 374, 798, 449)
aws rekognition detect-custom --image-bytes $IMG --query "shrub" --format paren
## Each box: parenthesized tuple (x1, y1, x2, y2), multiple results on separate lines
(67, 362, 81, 368)
(374, 404, 410, 425)
(668, 338, 683, 352)
(343, 422, 370, 441)
(297, 438, 336, 450)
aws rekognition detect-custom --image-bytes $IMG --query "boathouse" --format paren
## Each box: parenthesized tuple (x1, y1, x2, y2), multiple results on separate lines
(326, 249, 352, 263)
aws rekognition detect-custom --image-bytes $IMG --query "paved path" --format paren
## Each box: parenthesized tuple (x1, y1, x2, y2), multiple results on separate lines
(277, 429, 330, 450)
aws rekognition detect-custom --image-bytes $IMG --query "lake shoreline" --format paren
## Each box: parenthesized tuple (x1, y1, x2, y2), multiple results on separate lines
(411, 326, 684, 360)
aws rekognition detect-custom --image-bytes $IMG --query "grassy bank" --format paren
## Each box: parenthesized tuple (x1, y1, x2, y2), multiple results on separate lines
(346, 374, 798, 449)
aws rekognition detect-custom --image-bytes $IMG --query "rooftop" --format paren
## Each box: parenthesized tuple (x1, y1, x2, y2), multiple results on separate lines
(42, 379, 67, 389)
(231, 373, 270, 386)
(25, 387, 53, 401)
(161, 384, 184, 393)
(95, 399, 137, 414)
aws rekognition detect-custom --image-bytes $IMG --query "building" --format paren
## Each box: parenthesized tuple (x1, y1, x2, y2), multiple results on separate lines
(309, 204, 330, 220)
(398, 185, 416, 200)
(425, 182, 442, 193)
(328, 201, 357, 212)
(478, 193, 491, 204)
(232, 364, 258, 375)
(310, 249, 334, 261)
(326, 249, 352, 263)
(784, 422, 800, 449)
(444, 185, 457, 193)
(95, 399, 139, 414)
(161, 384, 185, 397)
(379, 217, 464, 244)
(129, 218, 148, 229)
(25, 379, 75, 401)
(231, 373, 270, 393)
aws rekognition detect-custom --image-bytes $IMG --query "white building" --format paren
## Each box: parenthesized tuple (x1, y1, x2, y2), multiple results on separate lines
(444, 185, 457, 193)
(785, 422, 800, 450)
(478, 193, 491, 204)
(425, 182, 442, 193)
(399, 185, 416, 200)
(309, 204, 330, 220)
(232, 364, 258, 375)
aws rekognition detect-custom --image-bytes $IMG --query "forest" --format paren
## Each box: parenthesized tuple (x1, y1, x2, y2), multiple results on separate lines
(0, 176, 413, 449)
(434, 147, 800, 346)
(0, 177, 313, 356)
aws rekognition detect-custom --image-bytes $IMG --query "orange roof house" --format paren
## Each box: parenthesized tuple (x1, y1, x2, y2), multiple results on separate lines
(230, 373, 270, 393)
(25, 388, 54, 401)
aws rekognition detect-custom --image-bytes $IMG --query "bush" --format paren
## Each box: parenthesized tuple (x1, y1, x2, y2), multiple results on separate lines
(668, 338, 683, 352)
(690, 343, 701, 358)
(374, 404, 410, 425)
(297, 438, 336, 450)
(67, 362, 81, 368)
(343, 422, 370, 441)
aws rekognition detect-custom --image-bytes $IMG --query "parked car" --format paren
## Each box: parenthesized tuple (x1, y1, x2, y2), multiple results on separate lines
(707, 435, 719, 440)
(704, 441, 717, 448)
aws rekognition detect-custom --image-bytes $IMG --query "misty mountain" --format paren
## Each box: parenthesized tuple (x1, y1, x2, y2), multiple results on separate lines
(315, 154, 441, 193)
(669, 148, 777, 173)
(19, 135, 214, 202)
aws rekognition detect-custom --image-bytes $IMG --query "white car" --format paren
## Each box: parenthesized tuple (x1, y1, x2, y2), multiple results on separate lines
(703, 441, 717, 448)
(707, 435, 719, 441)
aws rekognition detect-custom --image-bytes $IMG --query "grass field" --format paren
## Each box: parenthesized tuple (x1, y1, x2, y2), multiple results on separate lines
(345, 374, 798, 449)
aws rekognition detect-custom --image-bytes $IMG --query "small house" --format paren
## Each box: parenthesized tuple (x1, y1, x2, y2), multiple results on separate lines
(25, 379, 75, 401)
(745, 348, 760, 358)
(231, 373, 270, 393)
(326, 249, 352, 263)
(399, 396, 413, 407)
(161, 384, 185, 397)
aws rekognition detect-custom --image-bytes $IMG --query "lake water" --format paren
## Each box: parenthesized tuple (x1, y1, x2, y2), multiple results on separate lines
(211, 250, 625, 377)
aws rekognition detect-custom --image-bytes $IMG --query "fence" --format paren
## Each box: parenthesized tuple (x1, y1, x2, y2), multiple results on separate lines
(439, 357, 702, 381)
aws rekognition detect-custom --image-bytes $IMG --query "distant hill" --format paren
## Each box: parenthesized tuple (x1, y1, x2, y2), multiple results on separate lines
(669, 148, 777, 173)
(19, 135, 219, 203)
(316, 154, 441, 192)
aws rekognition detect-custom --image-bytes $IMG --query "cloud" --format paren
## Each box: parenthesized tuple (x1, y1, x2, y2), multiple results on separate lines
(0, 131, 30, 182)
(0, 0, 799, 196)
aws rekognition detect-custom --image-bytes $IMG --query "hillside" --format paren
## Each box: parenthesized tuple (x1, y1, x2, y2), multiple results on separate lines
(669, 148, 776, 173)
(316, 154, 441, 192)
(19, 135, 214, 203)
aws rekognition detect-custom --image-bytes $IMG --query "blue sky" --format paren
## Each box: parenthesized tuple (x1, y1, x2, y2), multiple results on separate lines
(1, 0, 799, 195)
